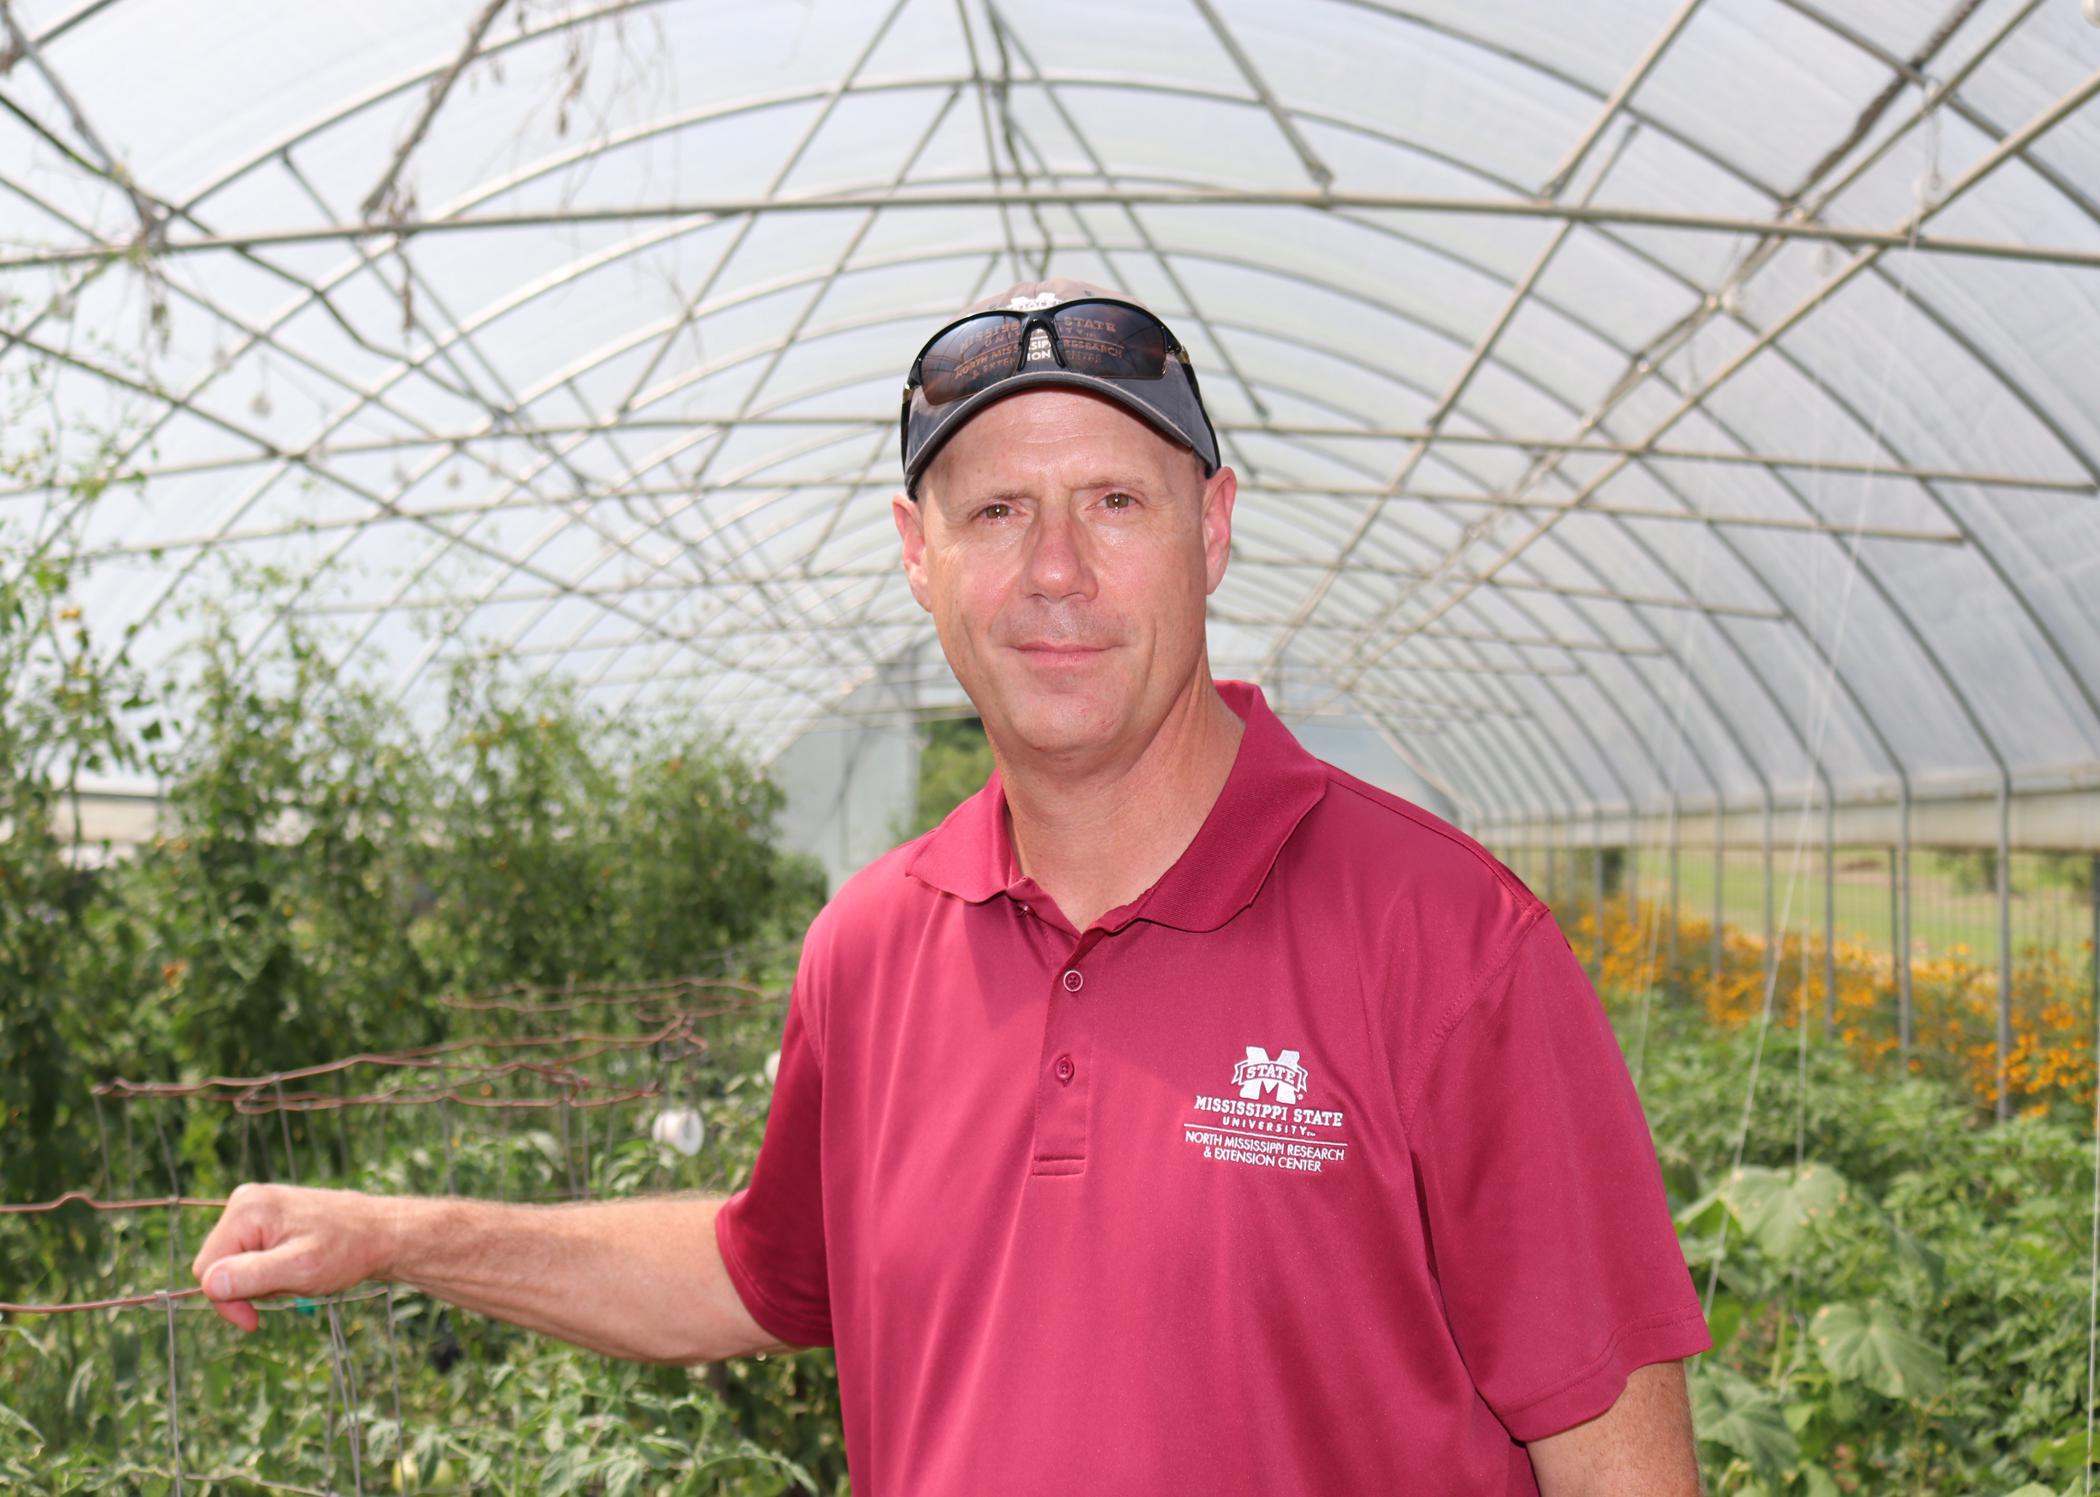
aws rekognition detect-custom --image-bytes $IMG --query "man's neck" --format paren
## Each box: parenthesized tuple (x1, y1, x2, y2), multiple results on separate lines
(996, 679, 1246, 934)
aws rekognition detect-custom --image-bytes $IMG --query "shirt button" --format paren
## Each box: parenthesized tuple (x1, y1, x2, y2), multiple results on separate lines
(1061, 969, 1084, 993)
(1054, 1054, 1075, 1084)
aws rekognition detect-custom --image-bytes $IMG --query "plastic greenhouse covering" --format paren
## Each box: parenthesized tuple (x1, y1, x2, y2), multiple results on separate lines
(5, 0, 2100, 833)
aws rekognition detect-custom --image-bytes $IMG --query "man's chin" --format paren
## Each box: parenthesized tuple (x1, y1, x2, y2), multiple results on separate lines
(995, 694, 1129, 762)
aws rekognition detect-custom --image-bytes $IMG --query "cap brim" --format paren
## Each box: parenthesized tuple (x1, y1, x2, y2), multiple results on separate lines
(904, 370, 1218, 495)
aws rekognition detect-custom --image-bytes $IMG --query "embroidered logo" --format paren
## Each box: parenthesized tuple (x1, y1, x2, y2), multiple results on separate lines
(1181, 1043, 1349, 1175)
(1006, 290, 1060, 310)
(1233, 1046, 1308, 1104)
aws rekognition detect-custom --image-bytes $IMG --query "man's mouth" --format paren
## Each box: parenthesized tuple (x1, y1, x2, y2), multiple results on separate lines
(1012, 641, 1109, 663)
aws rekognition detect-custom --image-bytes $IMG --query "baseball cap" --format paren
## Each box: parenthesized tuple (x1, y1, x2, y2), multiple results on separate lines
(898, 278, 1222, 497)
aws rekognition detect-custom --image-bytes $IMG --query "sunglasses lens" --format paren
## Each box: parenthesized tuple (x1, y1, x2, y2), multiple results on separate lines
(1049, 303, 1168, 380)
(914, 302, 1172, 407)
(917, 318, 1026, 405)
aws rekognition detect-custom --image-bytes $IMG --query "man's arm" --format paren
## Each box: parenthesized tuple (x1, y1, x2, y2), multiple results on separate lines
(190, 1183, 789, 1364)
(1526, 1360, 1703, 1496)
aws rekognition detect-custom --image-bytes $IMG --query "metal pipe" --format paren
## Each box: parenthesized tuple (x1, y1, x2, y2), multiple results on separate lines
(22, 419, 2079, 498)
(1537, 0, 1706, 197)
(1667, 799, 1681, 983)
(1627, 812, 1641, 925)
(1763, 795, 1777, 989)
(1322, 62, 2100, 761)
(1187, 0, 1334, 189)
(1593, 806, 1607, 979)
(1546, 815, 1559, 912)
(1899, 782, 1914, 1056)
(1712, 802, 1725, 992)
(2090, 852, 2098, 1040)
(13, 193, 2100, 271)
(1258, 126, 1640, 680)
(1824, 793, 1838, 1030)
(1898, 848, 1915, 1045)
(1998, 776, 2014, 1121)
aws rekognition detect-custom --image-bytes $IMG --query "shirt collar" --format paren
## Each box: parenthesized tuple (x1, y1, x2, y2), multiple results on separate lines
(905, 680, 1330, 932)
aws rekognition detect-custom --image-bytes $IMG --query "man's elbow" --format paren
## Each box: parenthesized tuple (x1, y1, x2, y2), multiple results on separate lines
(637, 1330, 797, 1366)
(640, 1285, 802, 1365)
(689, 1337, 799, 1365)
(1526, 1360, 1703, 1496)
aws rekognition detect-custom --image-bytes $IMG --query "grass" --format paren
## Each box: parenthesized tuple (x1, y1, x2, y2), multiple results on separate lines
(1500, 843, 2099, 970)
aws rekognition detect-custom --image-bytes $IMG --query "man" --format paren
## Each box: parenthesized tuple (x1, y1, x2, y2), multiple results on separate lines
(194, 279, 1709, 1493)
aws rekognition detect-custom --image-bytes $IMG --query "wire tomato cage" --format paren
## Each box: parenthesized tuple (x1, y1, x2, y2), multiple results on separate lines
(0, 969, 792, 1496)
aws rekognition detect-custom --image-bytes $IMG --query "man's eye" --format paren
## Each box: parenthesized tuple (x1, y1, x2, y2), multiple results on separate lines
(1102, 491, 1135, 510)
(977, 503, 1012, 521)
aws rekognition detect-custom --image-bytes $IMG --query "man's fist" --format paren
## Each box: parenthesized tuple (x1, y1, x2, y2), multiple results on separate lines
(191, 1182, 397, 1332)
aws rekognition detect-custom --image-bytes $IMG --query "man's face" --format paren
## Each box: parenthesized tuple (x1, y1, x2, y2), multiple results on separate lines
(892, 389, 1236, 766)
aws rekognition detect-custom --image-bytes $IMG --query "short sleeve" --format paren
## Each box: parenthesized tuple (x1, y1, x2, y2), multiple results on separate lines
(714, 989, 833, 1347)
(1406, 910, 1709, 1442)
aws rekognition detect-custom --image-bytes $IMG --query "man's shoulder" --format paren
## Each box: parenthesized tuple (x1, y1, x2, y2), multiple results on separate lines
(1295, 765, 1580, 1116)
(804, 832, 942, 952)
(1297, 760, 1544, 924)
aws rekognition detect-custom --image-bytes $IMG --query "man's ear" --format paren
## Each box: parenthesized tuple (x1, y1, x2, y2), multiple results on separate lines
(893, 491, 933, 613)
(1200, 464, 1237, 595)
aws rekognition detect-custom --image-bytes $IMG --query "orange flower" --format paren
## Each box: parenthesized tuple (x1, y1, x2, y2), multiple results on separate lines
(1558, 892, 2095, 1113)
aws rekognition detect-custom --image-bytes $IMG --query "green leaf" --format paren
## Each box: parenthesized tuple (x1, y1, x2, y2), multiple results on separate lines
(1999, 1486, 2058, 1497)
(2033, 1427, 2092, 1471)
(541, 1445, 584, 1494)
(1705, 1293, 1745, 1351)
(1889, 1222, 1945, 1292)
(1690, 1364, 1798, 1477)
(1801, 1465, 1842, 1497)
(1718, 1163, 1849, 1261)
(63, 1359, 97, 1424)
(0, 1399, 44, 1449)
(1810, 1300, 1947, 1401)
(603, 1451, 647, 1497)
(1672, 1184, 1726, 1236)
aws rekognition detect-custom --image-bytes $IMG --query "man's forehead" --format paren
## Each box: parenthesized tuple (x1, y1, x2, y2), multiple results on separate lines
(922, 388, 1198, 493)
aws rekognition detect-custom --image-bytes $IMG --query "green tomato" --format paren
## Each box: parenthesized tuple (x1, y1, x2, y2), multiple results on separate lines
(391, 1456, 457, 1492)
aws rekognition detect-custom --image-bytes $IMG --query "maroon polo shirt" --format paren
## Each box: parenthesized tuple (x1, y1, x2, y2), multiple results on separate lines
(716, 680, 1708, 1494)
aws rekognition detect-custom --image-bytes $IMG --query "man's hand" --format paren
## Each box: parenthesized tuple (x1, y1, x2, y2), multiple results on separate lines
(1527, 1360, 1703, 1496)
(192, 1183, 395, 1333)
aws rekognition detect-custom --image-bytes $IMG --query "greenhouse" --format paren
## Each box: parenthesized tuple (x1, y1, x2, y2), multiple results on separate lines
(3, 0, 2099, 1490)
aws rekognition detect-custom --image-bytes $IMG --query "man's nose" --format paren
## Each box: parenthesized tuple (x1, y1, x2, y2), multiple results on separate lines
(1021, 505, 1094, 601)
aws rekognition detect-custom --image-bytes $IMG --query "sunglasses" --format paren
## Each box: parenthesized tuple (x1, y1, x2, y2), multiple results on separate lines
(905, 298, 1188, 407)
(898, 297, 1218, 495)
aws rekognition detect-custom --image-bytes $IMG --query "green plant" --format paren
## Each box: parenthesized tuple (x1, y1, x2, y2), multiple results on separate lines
(893, 715, 994, 843)
(142, 609, 439, 1082)
(1630, 1000, 2097, 1494)
(0, 549, 152, 1217)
